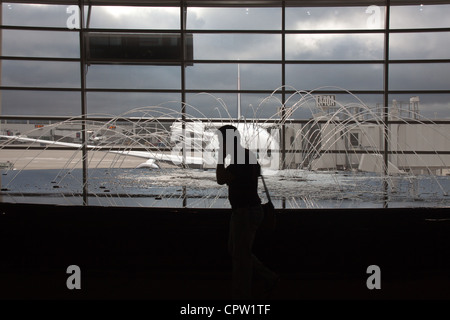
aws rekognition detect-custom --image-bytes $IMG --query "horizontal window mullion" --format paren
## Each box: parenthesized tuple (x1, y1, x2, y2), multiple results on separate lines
(387, 120, 450, 125)
(187, 60, 282, 64)
(86, 59, 186, 65)
(364, 150, 450, 155)
(188, 60, 385, 64)
(284, 89, 385, 95)
(185, 89, 278, 94)
(86, 88, 181, 93)
(187, 29, 386, 34)
(0, 25, 75, 32)
(0, 86, 81, 92)
(2, 115, 448, 125)
(186, 89, 385, 95)
(88, 2, 181, 7)
(85, 28, 181, 34)
(0, 115, 79, 122)
(285, 60, 385, 64)
(389, 59, 450, 64)
(283, 150, 450, 155)
(2, 0, 78, 4)
(6, 89, 445, 96)
(0, 56, 80, 63)
(389, 27, 450, 33)
(388, 90, 450, 94)
(284, 29, 385, 34)
(2, 147, 448, 155)
(5, 58, 449, 64)
(186, 29, 282, 34)
(0, 115, 179, 122)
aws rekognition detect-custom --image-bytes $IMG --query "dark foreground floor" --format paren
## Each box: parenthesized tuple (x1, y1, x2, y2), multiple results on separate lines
(1, 202, 449, 305)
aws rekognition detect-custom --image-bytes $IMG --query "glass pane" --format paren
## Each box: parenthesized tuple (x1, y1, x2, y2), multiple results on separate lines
(390, 33, 450, 60)
(186, 64, 281, 91)
(187, 92, 385, 120)
(389, 64, 450, 91)
(286, 64, 383, 91)
(87, 65, 181, 90)
(388, 94, 450, 120)
(239, 93, 282, 119)
(186, 92, 281, 119)
(187, 7, 281, 30)
(2, 30, 80, 58)
(0, 154, 84, 205)
(2, 3, 73, 28)
(87, 92, 181, 116)
(2, 60, 80, 88)
(283, 92, 384, 121)
(193, 34, 281, 60)
(286, 6, 385, 30)
(281, 93, 387, 172)
(87, 6, 180, 29)
(388, 123, 450, 167)
(386, 95, 450, 177)
(186, 92, 237, 118)
(1, 90, 81, 116)
(390, 4, 450, 29)
(240, 64, 281, 91)
(286, 34, 384, 60)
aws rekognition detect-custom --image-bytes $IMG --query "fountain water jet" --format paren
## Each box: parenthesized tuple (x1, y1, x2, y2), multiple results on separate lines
(0, 87, 448, 208)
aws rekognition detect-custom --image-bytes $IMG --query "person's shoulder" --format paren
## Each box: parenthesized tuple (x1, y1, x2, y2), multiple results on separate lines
(225, 163, 236, 171)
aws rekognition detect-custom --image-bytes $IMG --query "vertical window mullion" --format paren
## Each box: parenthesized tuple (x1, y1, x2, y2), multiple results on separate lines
(79, 0, 88, 205)
(383, 0, 391, 207)
(281, 1, 286, 170)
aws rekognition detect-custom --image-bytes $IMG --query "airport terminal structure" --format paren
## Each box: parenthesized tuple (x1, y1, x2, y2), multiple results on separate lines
(1, 0, 450, 301)
(2, 95, 450, 176)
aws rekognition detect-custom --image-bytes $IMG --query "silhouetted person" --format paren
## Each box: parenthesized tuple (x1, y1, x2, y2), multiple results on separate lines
(215, 125, 279, 299)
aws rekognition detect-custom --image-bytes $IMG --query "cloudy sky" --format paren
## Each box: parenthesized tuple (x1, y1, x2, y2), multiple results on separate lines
(1, 2, 450, 119)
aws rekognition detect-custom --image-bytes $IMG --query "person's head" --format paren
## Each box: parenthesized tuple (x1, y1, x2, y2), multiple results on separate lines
(216, 125, 242, 157)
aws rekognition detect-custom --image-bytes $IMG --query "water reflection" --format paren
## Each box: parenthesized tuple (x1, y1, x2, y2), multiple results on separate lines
(1, 168, 448, 208)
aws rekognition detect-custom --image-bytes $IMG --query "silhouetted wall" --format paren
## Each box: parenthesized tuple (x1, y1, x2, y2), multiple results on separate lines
(1, 203, 449, 299)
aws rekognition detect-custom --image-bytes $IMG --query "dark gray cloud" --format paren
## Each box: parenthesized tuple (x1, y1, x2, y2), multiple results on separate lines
(88, 6, 180, 29)
(286, 34, 384, 60)
(2, 3, 69, 28)
(1, 90, 81, 116)
(2, 29, 79, 58)
(186, 63, 281, 91)
(390, 33, 450, 60)
(86, 65, 181, 90)
(1, 3, 450, 118)
(86, 92, 182, 116)
(390, 4, 450, 29)
(186, 92, 284, 119)
(390, 64, 450, 91)
(2, 60, 80, 88)
(285, 6, 385, 30)
(193, 34, 281, 60)
(186, 7, 281, 30)
(286, 64, 383, 91)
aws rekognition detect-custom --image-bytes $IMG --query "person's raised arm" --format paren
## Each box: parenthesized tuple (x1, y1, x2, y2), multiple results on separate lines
(216, 163, 231, 185)
(216, 148, 234, 185)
